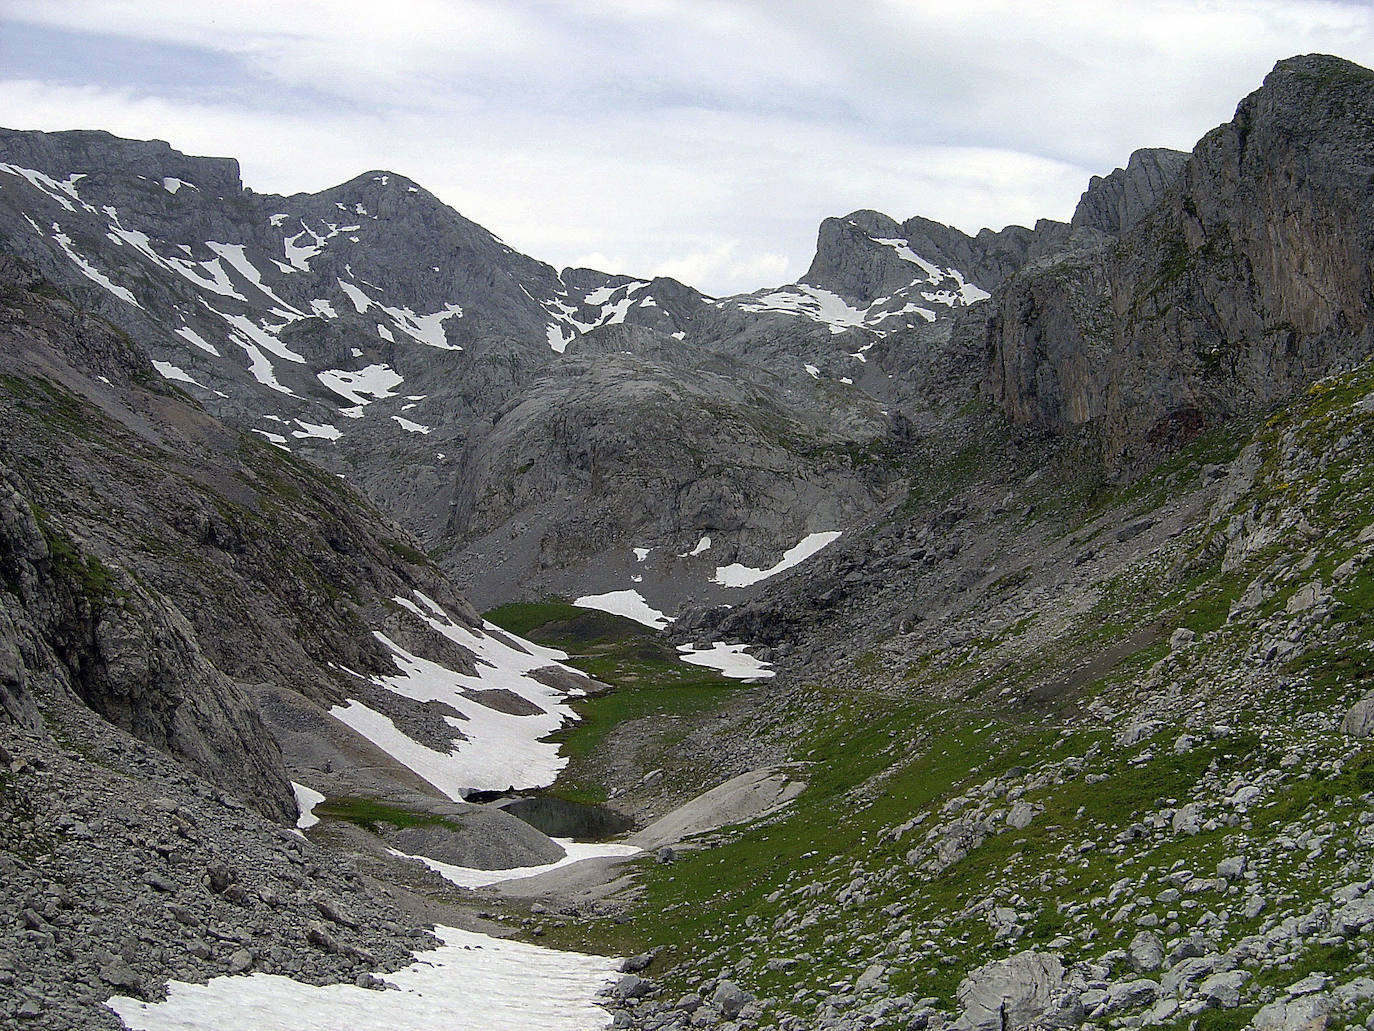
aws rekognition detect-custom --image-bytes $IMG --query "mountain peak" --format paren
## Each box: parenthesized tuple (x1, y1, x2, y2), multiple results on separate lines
(1070, 147, 1188, 235)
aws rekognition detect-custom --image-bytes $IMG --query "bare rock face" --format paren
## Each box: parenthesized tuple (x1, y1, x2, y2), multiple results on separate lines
(0, 253, 489, 819)
(802, 208, 1071, 303)
(0, 476, 297, 820)
(985, 55, 1374, 466)
(443, 341, 883, 606)
(1071, 148, 1189, 236)
(385, 807, 565, 869)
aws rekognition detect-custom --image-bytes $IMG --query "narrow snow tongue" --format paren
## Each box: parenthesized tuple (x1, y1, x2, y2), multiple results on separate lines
(107, 925, 622, 1031)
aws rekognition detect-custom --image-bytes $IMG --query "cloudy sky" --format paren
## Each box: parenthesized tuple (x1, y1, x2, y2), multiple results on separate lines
(3, 1, 1374, 295)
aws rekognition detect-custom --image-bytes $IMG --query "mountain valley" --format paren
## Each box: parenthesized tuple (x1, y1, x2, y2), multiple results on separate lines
(2, 52, 1374, 1031)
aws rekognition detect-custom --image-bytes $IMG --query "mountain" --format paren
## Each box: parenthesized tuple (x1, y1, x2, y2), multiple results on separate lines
(986, 56, 1374, 465)
(3, 51, 1374, 1031)
(0, 122, 1187, 615)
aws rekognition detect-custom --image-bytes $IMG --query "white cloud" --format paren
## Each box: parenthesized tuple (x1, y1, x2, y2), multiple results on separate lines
(649, 241, 792, 296)
(6, 1, 1374, 295)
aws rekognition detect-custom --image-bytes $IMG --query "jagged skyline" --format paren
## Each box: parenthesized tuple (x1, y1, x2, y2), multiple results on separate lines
(3, 0, 1374, 295)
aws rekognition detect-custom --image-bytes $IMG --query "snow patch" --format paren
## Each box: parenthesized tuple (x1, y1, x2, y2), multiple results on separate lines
(546, 323, 574, 353)
(151, 361, 206, 388)
(175, 326, 220, 356)
(107, 924, 620, 1031)
(332, 594, 600, 797)
(291, 420, 342, 441)
(47, 223, 139, 307)
(390, 837, 641, 889)
(392, 416, 432, 435)
(573, 590, 673, 629)
(316, 364, 403, 407)
(677, 642, 775, 682)
(712, 531, 843, 588)
(251, 429, 290, 449)
(290, 782, 324, 830)
(739, 284, 866, 334)
(1, 164, 94, 213)
(231, 335, 297, 397)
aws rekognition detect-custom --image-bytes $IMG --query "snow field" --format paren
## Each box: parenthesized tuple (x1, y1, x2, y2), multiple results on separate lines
(290, 782, 324, 830)
(676, 642, 775, 681)
(331, 594, 601, 797)
(108, 925, 620, 1031)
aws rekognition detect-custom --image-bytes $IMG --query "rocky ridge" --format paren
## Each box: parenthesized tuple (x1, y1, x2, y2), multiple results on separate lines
(3, 50, 1374, 1031)
(984, 56, 1374, 466)
(0, 117, 1180, 609)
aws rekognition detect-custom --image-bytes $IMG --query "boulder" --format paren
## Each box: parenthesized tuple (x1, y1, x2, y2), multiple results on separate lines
(1163, 955, 1233, 997)
(1341, 696, 1374, 738)
(1129, 931, 1165, 973)
(1217, 856, 1248, 880)
(1106, 979, 1160, 1013)
(1006, 802, 1037, 831)
(1196, 970, 1249, 1008)
(711, 980, 753, 1019)
(1251, 994, 1332, 1031)
(1169, 628, 1197, 650)
(954, 951, 1079, 1031)
(1332, 896, 1374, 936)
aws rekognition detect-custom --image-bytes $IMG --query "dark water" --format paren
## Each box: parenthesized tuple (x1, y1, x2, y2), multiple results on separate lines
(497, 796, 634, 840)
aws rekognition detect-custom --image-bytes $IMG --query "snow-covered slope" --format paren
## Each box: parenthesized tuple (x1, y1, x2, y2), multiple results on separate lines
(331, 592, 606, 798)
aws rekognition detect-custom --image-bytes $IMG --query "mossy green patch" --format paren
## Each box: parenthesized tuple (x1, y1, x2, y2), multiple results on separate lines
(312, 796, 461, 834)
(486, 600, 744, 803)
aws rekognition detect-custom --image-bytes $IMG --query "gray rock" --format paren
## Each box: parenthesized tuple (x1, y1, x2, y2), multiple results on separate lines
(620, 953, 654, 974)
(1129, 932, 1165, 973)
(1217, 856, 1248, 880)
(1196, 970, 1249, 1008)
(1172, 804, 1204, 836)
(712, 979, 753, 1019)
(1251, 993, 1332, 1031)
(1071, 148, 1189, 235)
(1118, 721, 1164, 747)
(1006, 802, 1037, 831)
(1163, 955, 1233, 998)
(1169, 627, 1197, 650)
(1341, 697, 1374, 738)
(98, 957, 140, 991)
(1106, 979, 1160, 1013)
(614, 974, 655, 1000)
(227, 949, 254, 975)
(1333, 897, 1374, 936)
(985, 56, 1374, 466)
(856, 962, 887, 992)
(954, 951, 1076, 1031)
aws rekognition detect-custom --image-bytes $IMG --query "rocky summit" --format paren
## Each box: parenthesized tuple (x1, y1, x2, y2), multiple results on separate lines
(3, 51, 1374, 1031)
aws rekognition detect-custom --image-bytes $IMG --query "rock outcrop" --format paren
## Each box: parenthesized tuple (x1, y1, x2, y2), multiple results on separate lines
(1071, 147, 1189, 236)
(985, 55, 1374, 464)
